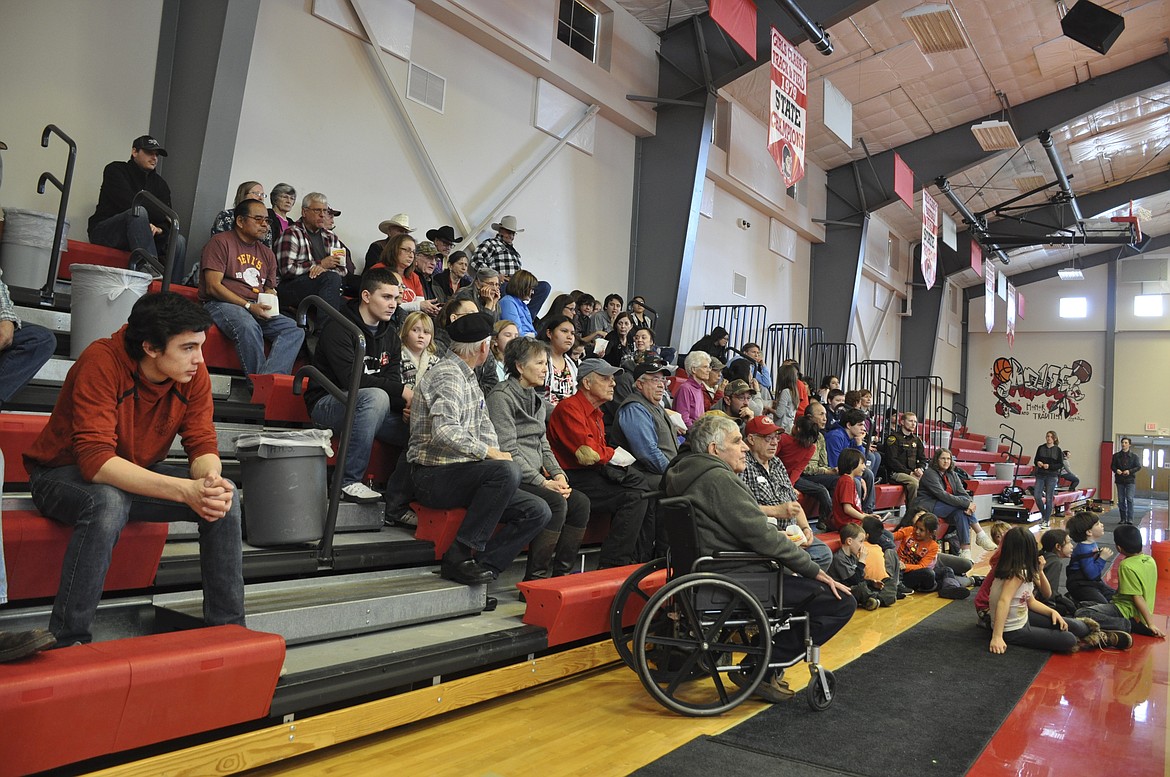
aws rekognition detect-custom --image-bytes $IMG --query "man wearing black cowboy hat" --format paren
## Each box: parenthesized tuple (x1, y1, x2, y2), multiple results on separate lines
(425, 225, 462, 273)
(88, 135, 185, 278)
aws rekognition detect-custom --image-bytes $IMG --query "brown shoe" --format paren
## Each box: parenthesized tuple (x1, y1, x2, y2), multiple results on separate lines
(752, 674, 795, 703)
(1101, 630, 1133, 650)
(0, 629, 57, 662)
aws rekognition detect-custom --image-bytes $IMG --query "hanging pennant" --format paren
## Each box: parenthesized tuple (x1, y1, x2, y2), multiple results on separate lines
(984, 259, 995, 334)
(1007, 283, 1017, 348)
(894, 153, 914, 210)
(768, 28, 807, 188)
(970, 239, 982, 276)
(711, 0, 757, 58)
(921, 193, 938, 290)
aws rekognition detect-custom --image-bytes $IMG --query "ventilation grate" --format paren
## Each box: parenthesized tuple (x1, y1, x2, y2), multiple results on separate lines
(407, 63, 445, 113)
(733, 272, 748, 298)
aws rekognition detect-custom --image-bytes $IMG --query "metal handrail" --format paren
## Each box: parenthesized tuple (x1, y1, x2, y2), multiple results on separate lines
(36, 124, 76, 305)
(998, 422, 1024, 483)
(292, 295, 366, 565)
(129, 190, 180, 291)
(952, 401, 969, 429)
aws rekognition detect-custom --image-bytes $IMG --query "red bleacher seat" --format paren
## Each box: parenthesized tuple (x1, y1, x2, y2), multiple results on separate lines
(966, 478, 1010, 496)
(874, 484, 904, 511)
(0, 413, 49, 485)
(250, 373, 311, 423)
(0, 625, 284, 777)
(1022, 489, 1093, 516)
(412, 502, 615, 561)
(518, 563, 664, 647)
(59, 240, 129, 280)
(950, 437, 983, 451)
(146, 281, 244, 372)
(3, 509, 168, 601)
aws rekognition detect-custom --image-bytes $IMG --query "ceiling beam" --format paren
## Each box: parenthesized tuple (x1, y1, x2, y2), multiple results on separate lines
(826, 53, 1170, 215)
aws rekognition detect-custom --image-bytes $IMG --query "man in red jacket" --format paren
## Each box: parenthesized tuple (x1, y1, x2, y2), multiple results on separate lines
(25, 292, 244, 645)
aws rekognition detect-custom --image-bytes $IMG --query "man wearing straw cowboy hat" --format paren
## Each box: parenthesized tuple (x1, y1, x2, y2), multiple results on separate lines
(365, 212, 413, 266)
(471, 215, 550, 317)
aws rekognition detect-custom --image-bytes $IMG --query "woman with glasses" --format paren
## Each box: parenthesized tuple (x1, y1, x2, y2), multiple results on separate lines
(267, 183, 296, 243)
(211, 181, 272, 247)
(371, 233, 441, 317)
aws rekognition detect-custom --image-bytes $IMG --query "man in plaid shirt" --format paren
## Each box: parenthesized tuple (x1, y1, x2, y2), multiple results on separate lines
(740, 415, 832, 570)
(407, 312, 550, 586)
(275, 192, 347, 313)
(471, 215, 550, 318)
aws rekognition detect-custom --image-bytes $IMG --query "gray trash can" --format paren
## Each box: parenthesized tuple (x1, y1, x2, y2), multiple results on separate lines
(995, 462, 1016, 481)
(236, 430, 333, 546)
(0, 208, 68, 289)
(984, 436, 999, 452)
(69, 264, 151, 358)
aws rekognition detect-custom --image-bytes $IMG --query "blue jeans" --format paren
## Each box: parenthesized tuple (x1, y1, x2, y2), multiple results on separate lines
(204, 300, 303, 376)
(1116, 481, 1136, 523)
(529, 280, 552, 319)
(310, 388, 407, 487)
(0, 323, 56, 405)
(28, 463, 245, 644)
(88, 207, 186, 281)
(1035, 474, 1059, 522)
(412, 459, 550, 575)
(932, 500, 978, 546)
(856, 467, 876, 513)
(277, 270, 343, 313)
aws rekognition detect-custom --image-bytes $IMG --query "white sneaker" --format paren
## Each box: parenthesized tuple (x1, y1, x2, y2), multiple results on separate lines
(341, 482, 382, 504)
(959, 548, 973, 561)
(976, 531, 997, 551)
(397, 509, 419, 526)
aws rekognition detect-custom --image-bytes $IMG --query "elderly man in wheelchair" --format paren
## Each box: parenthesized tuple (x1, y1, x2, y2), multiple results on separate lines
(625, 413, 855, 714)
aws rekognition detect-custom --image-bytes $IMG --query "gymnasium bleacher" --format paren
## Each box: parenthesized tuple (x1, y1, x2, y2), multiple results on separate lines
(1, 230, 1100, 773)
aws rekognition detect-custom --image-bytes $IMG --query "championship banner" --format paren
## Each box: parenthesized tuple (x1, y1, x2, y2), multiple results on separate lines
(984, 259, 995, 334)
(1007, 283, 1017, 348)
(921, 193, 938, 290)
(769, 27, 807, 188)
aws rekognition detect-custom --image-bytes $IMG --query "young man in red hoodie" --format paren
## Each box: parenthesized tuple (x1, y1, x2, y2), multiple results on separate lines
(25, 292, 244, 645)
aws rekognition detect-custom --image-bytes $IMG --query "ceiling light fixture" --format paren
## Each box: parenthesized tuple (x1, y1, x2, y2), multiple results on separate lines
(902, 3, 969, 54)
(971, 119, 1019, 151)
(1059, 254, 1084, 280)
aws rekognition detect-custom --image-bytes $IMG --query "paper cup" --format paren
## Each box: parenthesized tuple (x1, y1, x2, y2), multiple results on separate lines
(256, 292, 280, 318)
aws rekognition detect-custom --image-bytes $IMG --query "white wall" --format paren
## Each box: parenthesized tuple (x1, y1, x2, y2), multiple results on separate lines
(0, 1, 161, 240)
(230, 0, 639, 299)
(932, 278, 964, 393)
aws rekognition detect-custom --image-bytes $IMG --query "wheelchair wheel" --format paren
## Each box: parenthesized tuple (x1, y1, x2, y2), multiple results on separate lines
(806, 667, 836, 711)
(610, 557, 668, 669)
(633, 573, 771, 717)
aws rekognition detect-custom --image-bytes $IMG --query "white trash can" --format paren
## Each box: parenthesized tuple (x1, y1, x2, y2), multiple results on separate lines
(69, 264, 152, 358)
(0, 208, 68, 289)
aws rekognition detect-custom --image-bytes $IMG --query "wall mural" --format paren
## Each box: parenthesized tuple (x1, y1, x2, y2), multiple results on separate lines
(991, 356, 1092, 420)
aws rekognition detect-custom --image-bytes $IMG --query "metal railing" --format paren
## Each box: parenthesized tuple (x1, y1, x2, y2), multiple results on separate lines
(807, 342, 855, 395)
(848, 360, 901, 443)
(35, 124, 76, 305)
(899, 376, 946, 448)
(291, 295, 366, 565)
(764, 323, 823, 373)
(700, 304, 768, 355)
(129, 190, 181, 291)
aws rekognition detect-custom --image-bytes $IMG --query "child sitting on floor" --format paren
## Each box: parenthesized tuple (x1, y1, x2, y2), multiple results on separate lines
(893, 513, 942, 593)
(990, 527, 1127, 654)
(1038, 528, 1077, 615)
(974, 521, 1017, 626)
(1066, 511, 1116, 605)
(829, 524, 882, 611)
(861, 515, 899, 605)
(1075, 524, 1166, 639)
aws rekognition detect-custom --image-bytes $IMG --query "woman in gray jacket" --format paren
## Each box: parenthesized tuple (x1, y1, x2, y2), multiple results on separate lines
(914, 448, 996, 560)
(486, 337, 591, 580)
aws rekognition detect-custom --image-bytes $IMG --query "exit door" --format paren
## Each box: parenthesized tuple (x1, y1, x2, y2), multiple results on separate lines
(1131, 441, 1168, 500)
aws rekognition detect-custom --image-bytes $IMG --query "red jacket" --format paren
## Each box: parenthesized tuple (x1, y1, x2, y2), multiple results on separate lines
(547, 390, 614, 470)
(777, 433, 815, 482)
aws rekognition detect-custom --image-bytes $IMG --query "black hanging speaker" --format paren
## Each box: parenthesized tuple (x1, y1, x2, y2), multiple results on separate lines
(1060, 0, 1125, 55)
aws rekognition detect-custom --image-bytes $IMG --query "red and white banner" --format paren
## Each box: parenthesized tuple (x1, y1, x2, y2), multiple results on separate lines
(921, 193, 938, 290)
(984, 259, 995, 334)
(1007, 283, 1017, 347)
(768, 27, 807, 188)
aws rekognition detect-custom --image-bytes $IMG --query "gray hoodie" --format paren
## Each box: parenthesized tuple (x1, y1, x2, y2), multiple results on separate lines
(662, 451, 820, 578)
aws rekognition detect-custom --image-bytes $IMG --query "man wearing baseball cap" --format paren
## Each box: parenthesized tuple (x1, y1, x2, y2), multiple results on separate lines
(89, 135, 185, 278)
(408, 312, 550, 586)
(711, 378, 756, 430)
(614, 359, 679, 480)
(548, 358, 650, 567)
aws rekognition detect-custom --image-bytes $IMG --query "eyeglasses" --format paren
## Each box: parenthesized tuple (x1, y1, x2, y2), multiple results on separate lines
(305, 207, 330, 214)
(243, 215, 268, 223)
(247, 190, 266, 199)
(399, 247, 416, 255)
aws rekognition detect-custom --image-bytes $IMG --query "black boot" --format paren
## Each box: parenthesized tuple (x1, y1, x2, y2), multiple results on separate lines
(551, 525, 588, 576)
(523, 530, 561, 581)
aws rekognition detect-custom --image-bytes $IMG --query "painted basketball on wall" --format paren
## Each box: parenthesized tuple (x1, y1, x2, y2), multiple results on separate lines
(992, 357, 1013, 383)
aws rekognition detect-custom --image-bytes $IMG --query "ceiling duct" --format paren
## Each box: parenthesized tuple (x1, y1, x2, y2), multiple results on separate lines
(1037, 129, 1084, 224)
(935, 176, 1011, 265)
(776, 0, 833, 55)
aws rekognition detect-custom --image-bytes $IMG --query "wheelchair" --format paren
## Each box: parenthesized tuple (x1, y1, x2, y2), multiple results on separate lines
(609, 496, 837, 717)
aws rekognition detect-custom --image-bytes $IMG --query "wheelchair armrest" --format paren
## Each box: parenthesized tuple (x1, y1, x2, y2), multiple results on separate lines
(709, 552, 778, 562)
